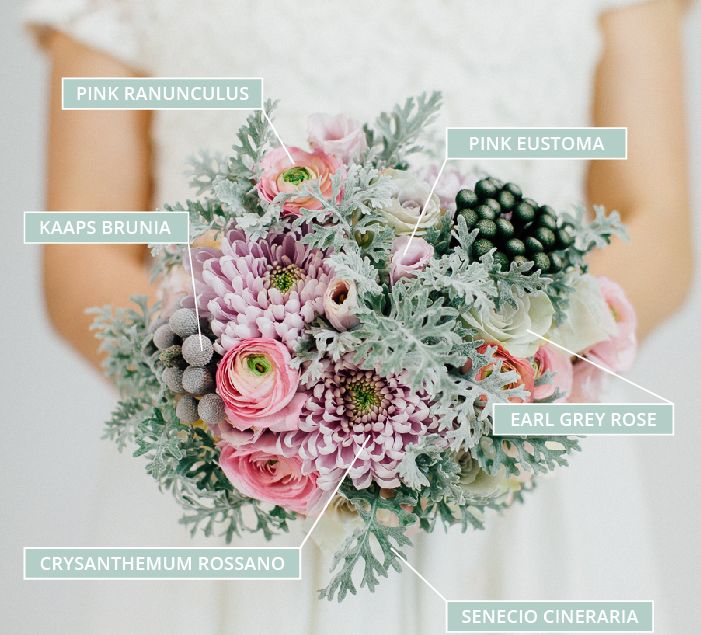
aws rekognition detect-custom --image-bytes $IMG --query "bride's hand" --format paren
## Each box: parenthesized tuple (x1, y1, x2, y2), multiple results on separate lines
(587, 0, 692, 339)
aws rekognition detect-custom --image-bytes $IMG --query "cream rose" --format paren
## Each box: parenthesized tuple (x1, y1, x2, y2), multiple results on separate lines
(458, 454, 520, 501)
(379, 169, 442, 235)
(304, 495, 364, 555)
(547, 274, 617, 355)
(466, 290, 554, 358)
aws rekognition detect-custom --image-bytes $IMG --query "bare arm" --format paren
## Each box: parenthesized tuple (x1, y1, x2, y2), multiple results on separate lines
(588, 0, 693, 339)
(43, 32, 154, 368)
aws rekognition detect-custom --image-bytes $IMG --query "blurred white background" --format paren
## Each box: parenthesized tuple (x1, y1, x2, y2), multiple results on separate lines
(1, 1, 699, 632)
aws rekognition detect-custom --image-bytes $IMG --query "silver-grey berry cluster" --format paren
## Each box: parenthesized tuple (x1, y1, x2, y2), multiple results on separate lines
(152, 307, 225, 426)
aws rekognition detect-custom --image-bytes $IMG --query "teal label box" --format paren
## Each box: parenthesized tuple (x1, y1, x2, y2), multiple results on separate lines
(24, 211, 189, 244)
(24, 547, 300, 580)
(493, 403, 674, 436)
(446, 601, 653, 633)
(62, 77, 263, 110)
(446, 128, 627, 159)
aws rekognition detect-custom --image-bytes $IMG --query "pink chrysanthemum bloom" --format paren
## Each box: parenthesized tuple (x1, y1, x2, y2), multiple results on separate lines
(193, 228, 331, 353)
(279, 357, 438, 490)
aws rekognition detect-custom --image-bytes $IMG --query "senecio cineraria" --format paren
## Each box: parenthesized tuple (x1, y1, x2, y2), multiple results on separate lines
(90, 93, 636, 601)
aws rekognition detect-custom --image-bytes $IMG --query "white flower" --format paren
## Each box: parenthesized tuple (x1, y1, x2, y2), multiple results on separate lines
(458, 455, 520, 501)
(467, 290, 554, 358)
(547, 274, 617, 354)
(305, 496, 363, 555)
(379, 169, 442, 235)
(323, 278, 360, 331)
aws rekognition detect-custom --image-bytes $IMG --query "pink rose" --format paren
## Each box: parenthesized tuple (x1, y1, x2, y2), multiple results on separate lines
(323, 278, 360, 331)
(471, 343, 535, 403)
(390, 236, 434, 283)
(219, 434, 321, 514)
(307, 113, 367, 164)
(533, 345, 573, 401)
(567, 361, 606, 403)
(257, 146, 340, 217)
(586, 277, 637, 372)
(216, 338, 306, 435)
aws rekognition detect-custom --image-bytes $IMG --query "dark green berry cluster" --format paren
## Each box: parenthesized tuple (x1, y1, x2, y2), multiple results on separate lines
(455, 177, 576, 273)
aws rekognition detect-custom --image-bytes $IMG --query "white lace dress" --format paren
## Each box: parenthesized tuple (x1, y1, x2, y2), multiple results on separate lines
(26, 1, 661, 633)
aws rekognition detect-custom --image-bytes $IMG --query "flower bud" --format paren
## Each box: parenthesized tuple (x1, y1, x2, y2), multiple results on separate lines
(390, 236, 434, 284)
(324, 278, 360, 331)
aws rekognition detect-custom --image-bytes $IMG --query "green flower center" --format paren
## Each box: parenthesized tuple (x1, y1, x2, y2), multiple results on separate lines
(246, 354, 272, 376)
(347, 380, 381, 415)
(268, 264, 304, 293)
(281, 166, 312, 185)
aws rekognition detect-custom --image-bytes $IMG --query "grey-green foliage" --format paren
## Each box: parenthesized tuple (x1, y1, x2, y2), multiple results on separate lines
(325, 250, 383, 298)
(349, 281, 467, 395)
(164, 198, 227, 242)
(207, 98, 284, 239)
(429, 216, 551, 313)
(227, 99, 279, 181)
(93, 94, 601, 603)
(319, 484, 417, 601)
(88, 297, 161, 397)
(321, 437, 529, 600)
(473, 435, 581, 476)
(366, 91, 442, 167)
(547, 204, 627, 322)
(89, 298, 296, 542)
(149, 245, 186, 283)
(398, 435, 462, 504)
(158, 99, 282, 251)
(286, 163, 396, 265)
(186, 150, 225, 196)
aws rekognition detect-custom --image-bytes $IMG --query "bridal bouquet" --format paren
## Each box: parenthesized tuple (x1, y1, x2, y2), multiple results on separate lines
(91, 93, 636, 600)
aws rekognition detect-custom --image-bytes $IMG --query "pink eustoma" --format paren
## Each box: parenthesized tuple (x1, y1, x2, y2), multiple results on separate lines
(257, 146, 340, 217)
(216, 338, 306, 435)
(219, 434, 320, 514)
(424, 164, 470, 212)
(390, 236, 434, 283)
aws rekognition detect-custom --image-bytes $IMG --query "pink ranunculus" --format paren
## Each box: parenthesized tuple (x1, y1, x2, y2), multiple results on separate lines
(307, 113, 367, 164)
(323, 278, 360, 331)
(390, 236, 434, 284)
(256, 146, 340, 217)
(218, 433, 321, 514)
(533, 344, 573, 401)
(471, 343, 535, 403)
(587, 277, 637, 372)
(567, 360, 606, 403)
(216, 338, 306, 435)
